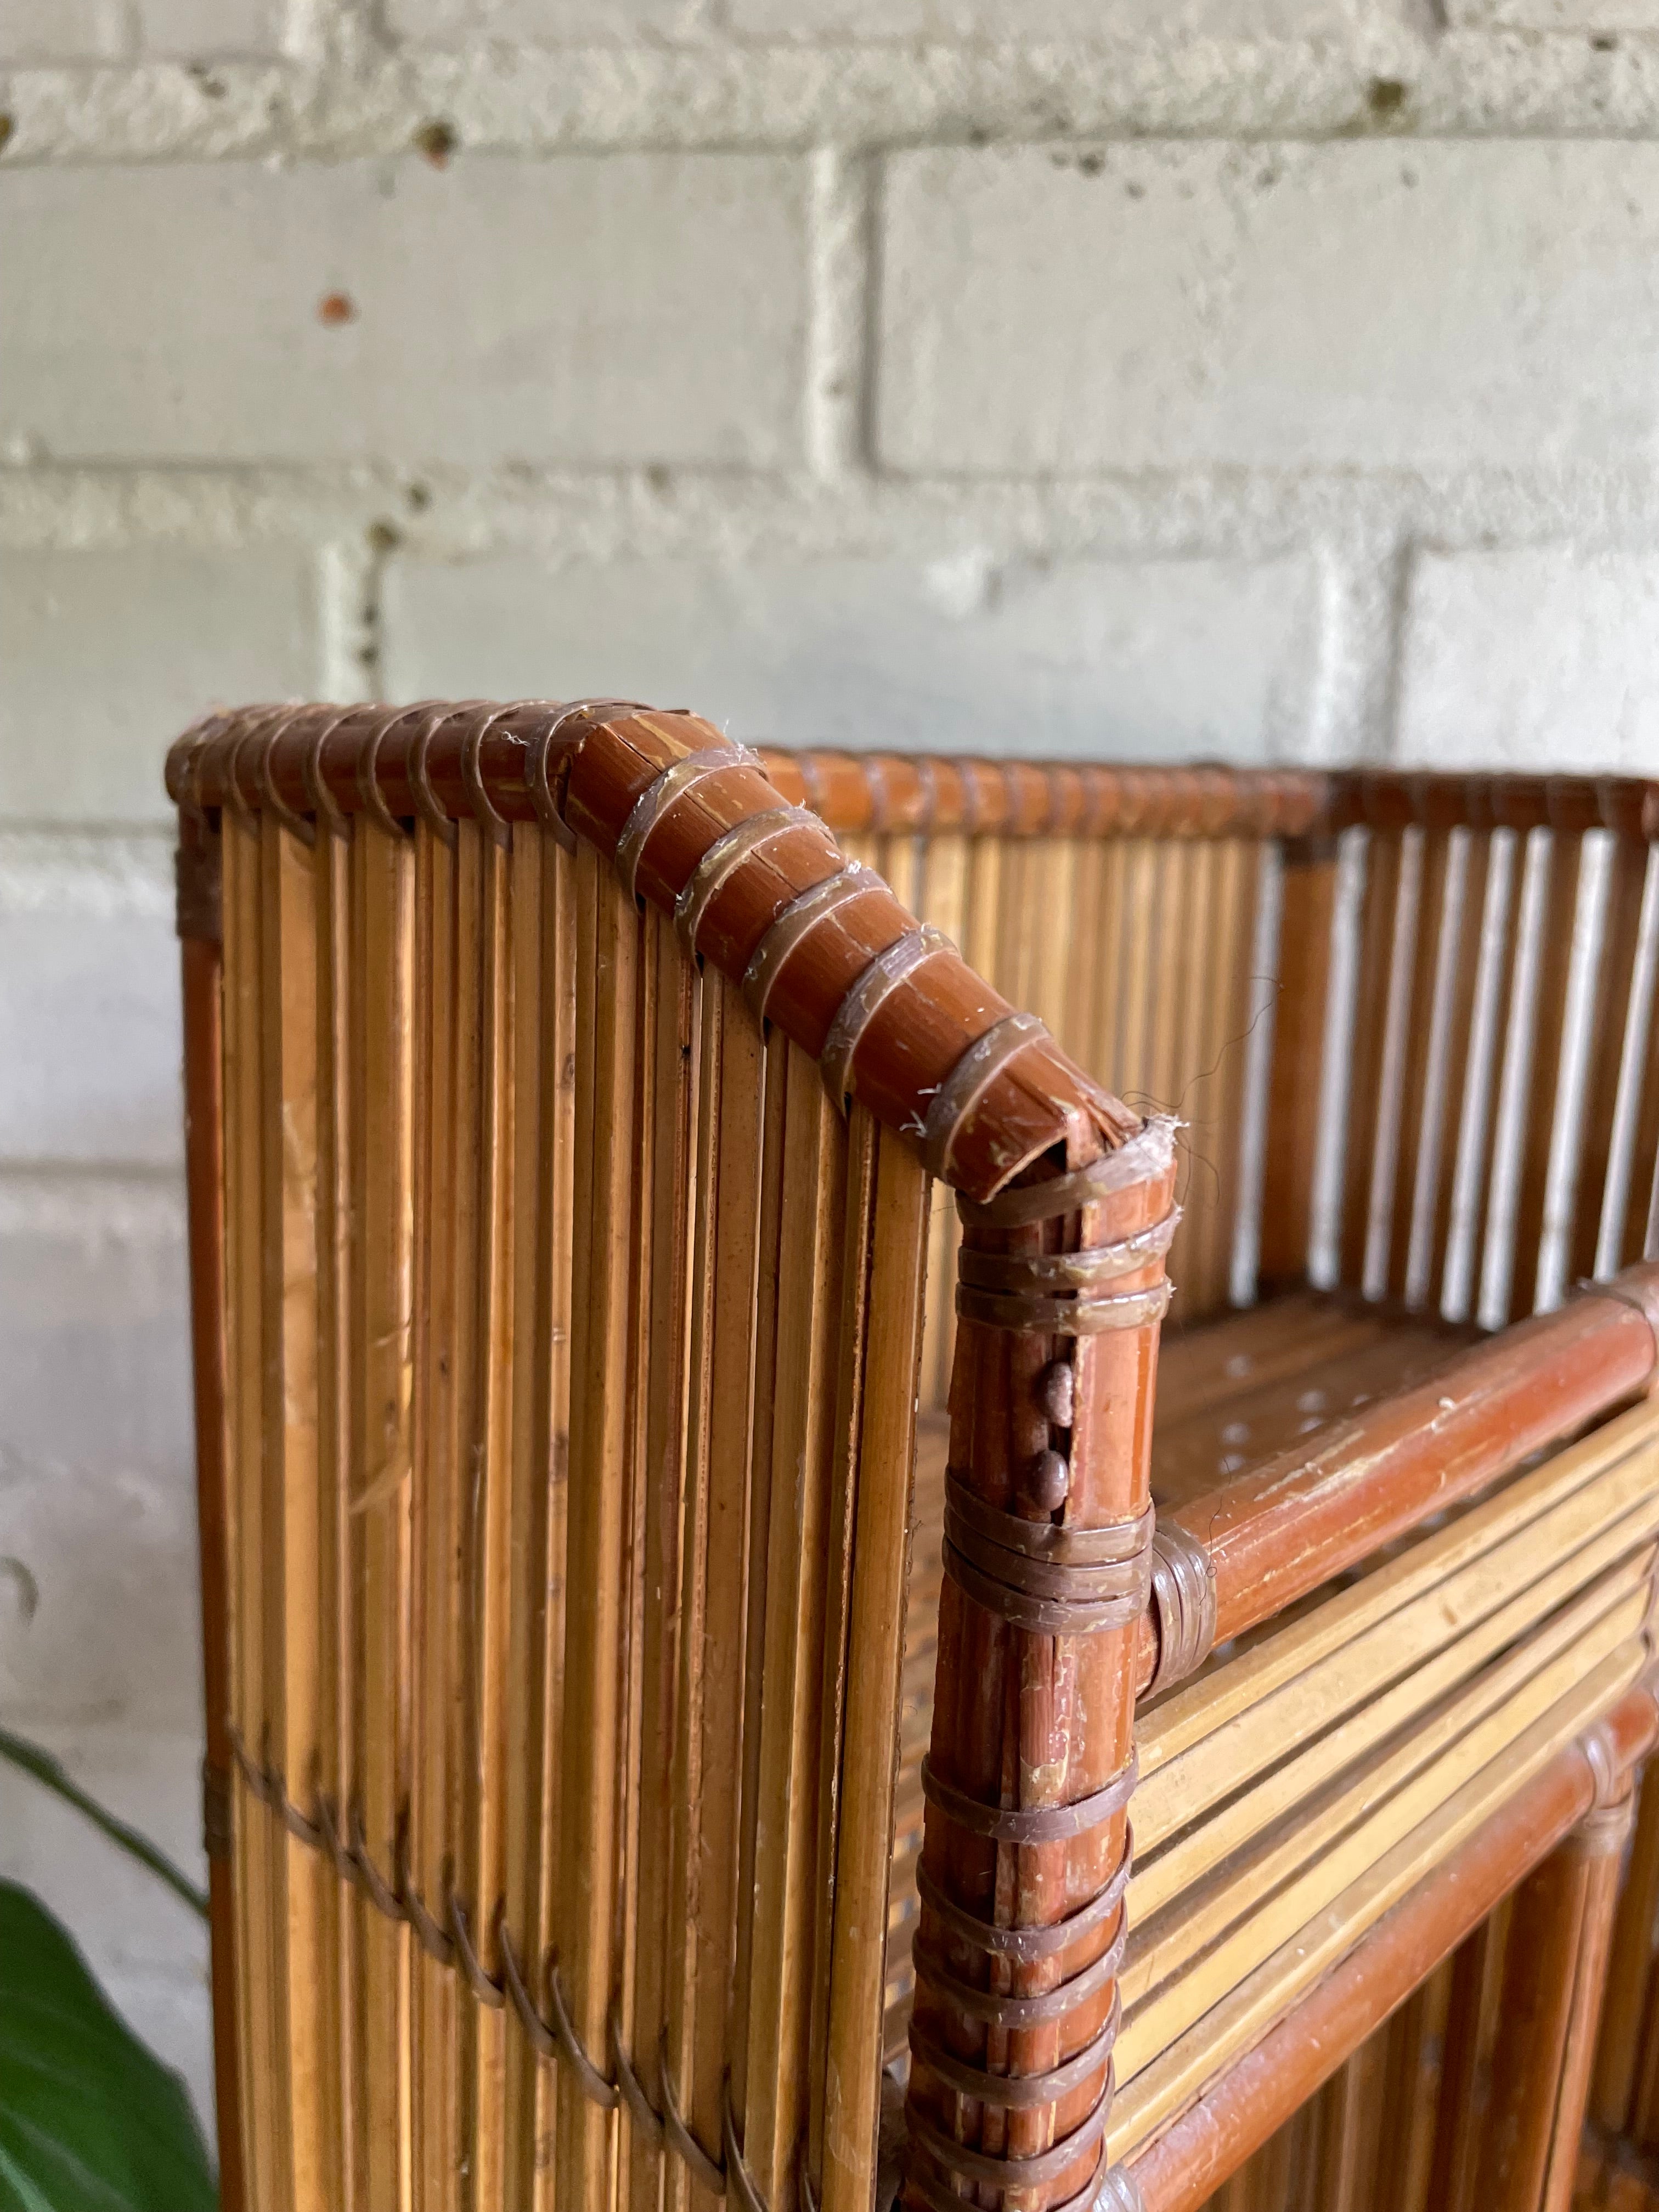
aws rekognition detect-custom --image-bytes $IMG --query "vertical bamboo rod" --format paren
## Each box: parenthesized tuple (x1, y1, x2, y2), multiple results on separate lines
(664, 972, 765, 2212)
(1481, 1822, 1602, 2212)
(315, 817, 359, 2212)
(1539, 1790, 1638, 2212)
(460, 821, 515, 2208)
(501, 829, 543, 2210)
(737, 1046, 849, 2207)
(806, 1104, 879, 2212)
(622, 907, 698, 2212)
(821, 1116, 929, 2212)
(555, 840, 641, 2212)
(532, 830, 580, 2212)
(348, 819, 416, 2212)
(1593, 1759, 1659, 2135)
(1259, 840, 1336, 1289)
(408, 816, 461, 2212)
(179, 850, 248, 2212)
(223, 805, 281, 2212)
(262, 815, 324, 2208)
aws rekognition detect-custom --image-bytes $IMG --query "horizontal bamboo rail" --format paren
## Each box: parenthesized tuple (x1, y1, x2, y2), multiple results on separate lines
(753, 755, 1659, 844)
(1139, 1269, 1659, 1695)
(170, 721, 1659, 853)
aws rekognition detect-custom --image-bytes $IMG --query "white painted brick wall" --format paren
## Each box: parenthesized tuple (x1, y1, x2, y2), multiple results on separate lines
(388, 0, 708, 43)
(878, 141, 1659, 475)
(4, 157, 808, 466)
(0, 0, 282, 65)
(724, 0, 1368, 40)
(1397, 548, 1659, 770)
(0, 549, 324, 823)
(386, 549, 1322, 758)
(4, 0, 1659, 2154)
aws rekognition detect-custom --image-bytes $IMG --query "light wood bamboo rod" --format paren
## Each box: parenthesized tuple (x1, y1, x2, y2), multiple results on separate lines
(915, 831, 969, 1412)
(531, 832, 579, 2212)
(1376, 1961, 1452, 2212)
(1509, 828, 1585, 1325)
(408, 816, 461, 2212)
(663, 972, 765, 2212)
(348, 817, 416, 2212)
(555, 840, 640, 2212)
(224, 806, 281, 2212)
(314, 817, 359, 2212)
(262, 815, 324, 2208)
(821, 1116, 928, 2212)
(1123, 1573, 1647, 2016)
(501, 830, 552, 2207)
(1480, 1799, 1606, 2212)
(729, 1026, 792, 2190)
(736, 1043, 849, 2209)
(456, 820, 515, 2207)
(1109, 1638, 1646, 2159)
(805, 1105, 878, 2211)
(1578, 836, 1654, 1284)
(621, 906, 697, 2212)
(1126, 1554, 1651, 1955)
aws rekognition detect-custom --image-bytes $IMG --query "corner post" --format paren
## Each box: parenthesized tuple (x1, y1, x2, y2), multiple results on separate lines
(902, 1115, 1177, 2212)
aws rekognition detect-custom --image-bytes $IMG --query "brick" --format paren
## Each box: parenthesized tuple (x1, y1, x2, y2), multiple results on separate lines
(1, 157, 808, 468)
(384, 547, 1319, 759)
(390, 0, 703, 42)
(0, 1176, 189, 1481)
(729, 0, 1355, 34)
(0, 0, 280, 61)
(877, 142, 1659, 474)
(1395, 548, 1659, 772)
(0, 549, 322, 826)
(1447, 0, 1659, 22)
(0, 838, 182, 1167)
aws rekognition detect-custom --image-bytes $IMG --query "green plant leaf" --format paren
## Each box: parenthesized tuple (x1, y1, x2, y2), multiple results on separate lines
(0, 1733, 206, 1921)
(0, 1881, 217, 2212)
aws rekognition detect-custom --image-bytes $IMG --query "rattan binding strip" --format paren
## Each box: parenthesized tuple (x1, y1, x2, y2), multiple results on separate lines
(820, 923, 952, 1109)
(913, 1828, 1132, 1966)
(922, 1011, 1048, 1182)
(957, 1116, 1179, 1228)
(740, 861, 886, 1024)
(675, 803, 821, 952)
(956, 1280, 1174, 1336)
(614, 741, 761, 904)
(921, 1748, 1138, 1844)
(1147, 1519, 1219, 1697)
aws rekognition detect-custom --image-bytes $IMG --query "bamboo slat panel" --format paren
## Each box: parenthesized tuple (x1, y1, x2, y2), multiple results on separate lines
(213, 801, 929, 2212)
(899, 827, 1273, 1373)
(1297, 807, 1659, 1329)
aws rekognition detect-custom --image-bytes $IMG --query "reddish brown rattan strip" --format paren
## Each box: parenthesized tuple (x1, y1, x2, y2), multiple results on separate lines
(167, 700, 1141, 1204)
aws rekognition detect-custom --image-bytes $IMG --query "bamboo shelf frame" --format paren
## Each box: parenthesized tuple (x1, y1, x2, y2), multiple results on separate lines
(168, 708, 1659, 2212)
